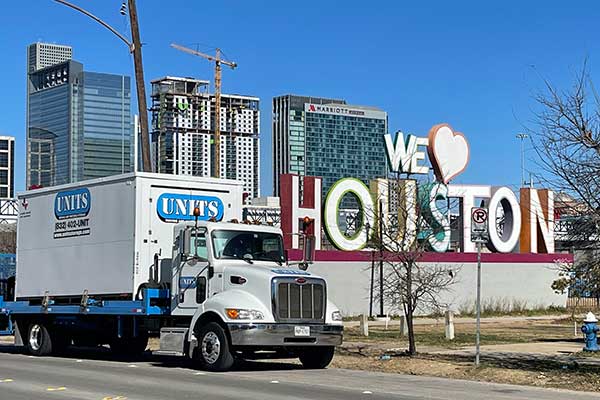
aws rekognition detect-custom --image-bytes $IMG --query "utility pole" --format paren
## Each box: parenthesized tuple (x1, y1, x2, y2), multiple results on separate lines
(516, 133, 528, 187)
(127, 0, 152, 173)
(53, 0, 152, 172)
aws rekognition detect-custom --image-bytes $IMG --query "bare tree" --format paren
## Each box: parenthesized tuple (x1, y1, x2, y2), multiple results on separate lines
(370, 178, 458, 355)
(531, 62, 600, 303)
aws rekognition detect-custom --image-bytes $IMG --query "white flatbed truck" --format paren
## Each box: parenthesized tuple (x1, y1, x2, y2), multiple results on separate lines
(0, 173, 343, 371)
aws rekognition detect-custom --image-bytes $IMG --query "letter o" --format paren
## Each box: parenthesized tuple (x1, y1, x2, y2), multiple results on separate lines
(323, 178, 375, 251)
(487, 187, 521, 253)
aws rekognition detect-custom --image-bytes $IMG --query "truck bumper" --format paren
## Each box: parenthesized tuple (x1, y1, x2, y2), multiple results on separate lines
(228, 323, 343, 347)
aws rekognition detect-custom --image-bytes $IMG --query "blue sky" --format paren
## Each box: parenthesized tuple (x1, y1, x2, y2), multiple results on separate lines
(1, 1, 599, 195)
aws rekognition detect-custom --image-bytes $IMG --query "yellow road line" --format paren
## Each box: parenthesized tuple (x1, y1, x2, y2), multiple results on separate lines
(46, 386, 67, 392)
(0, 379, 14, 383)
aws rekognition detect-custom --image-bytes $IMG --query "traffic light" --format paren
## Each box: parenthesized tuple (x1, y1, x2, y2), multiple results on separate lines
(301, 216, 313, 233)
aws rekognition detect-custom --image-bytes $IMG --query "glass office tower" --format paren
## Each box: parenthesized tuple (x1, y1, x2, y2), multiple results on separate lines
(27, 59, 132, 188)
(272, 95, 388, 198)
(82, 72, 132, 179)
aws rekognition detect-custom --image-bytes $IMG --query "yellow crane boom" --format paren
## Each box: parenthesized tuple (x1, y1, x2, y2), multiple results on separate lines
(170, 43, 237, 178)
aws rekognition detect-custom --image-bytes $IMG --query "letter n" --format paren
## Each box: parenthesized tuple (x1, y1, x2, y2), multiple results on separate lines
(519, 188, 555, 253)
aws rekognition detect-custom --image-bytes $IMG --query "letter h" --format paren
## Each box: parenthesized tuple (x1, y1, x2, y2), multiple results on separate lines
(280, 174, 322, 250)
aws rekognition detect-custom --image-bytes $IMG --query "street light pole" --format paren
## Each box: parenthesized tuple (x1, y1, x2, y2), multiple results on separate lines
(516, 133, 528, 187)
(53, 0, 152, 173)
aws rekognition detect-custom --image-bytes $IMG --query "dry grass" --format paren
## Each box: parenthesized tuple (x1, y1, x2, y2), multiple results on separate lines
(343, 318, 575, 349)
(331, 353, 600, 392)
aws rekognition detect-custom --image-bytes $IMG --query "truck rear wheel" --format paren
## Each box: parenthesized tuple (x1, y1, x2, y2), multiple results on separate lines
(195, 322, 234, 372)
(298, 346, 335, 369)
(27, 323, 53, 356)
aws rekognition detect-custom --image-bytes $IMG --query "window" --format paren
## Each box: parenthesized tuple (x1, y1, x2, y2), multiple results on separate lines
(0, 171, 7, 185)
(212, 230, 284, 263)
(189, 229, 208, 260)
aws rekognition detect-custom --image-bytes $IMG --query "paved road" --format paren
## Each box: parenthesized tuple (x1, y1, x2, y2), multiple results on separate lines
(0, 345, 598, 400)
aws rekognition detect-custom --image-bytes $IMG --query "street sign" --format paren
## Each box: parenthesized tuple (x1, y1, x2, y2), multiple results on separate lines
(470, 206, 489, 367)
(471, 207, 489, 242)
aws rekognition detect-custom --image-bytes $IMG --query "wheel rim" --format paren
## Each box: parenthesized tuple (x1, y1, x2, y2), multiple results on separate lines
(29, 324, 42, 351)
(201, 332, 221, 364)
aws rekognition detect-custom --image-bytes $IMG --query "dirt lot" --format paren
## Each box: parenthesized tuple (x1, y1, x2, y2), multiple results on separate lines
(333, 316, 600, 392)
(330, 353, 600, 392)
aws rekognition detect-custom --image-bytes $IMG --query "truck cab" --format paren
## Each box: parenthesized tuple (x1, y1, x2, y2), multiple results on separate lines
(159, 220, 343, 371)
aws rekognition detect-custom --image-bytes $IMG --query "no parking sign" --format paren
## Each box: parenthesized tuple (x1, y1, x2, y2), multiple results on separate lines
(471, 207, 489, 242)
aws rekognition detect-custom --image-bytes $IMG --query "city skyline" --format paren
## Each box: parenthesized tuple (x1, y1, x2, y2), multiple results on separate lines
(1, 2, 600, 196)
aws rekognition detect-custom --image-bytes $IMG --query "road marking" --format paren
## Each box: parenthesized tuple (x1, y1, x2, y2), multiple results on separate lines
(127, 365, 138, 368)
(46, 386, 67, 392)
(270, 380, 279, 384)
(75, 359, 83, 363)
(0, 379, 14, 383)
(362, 391, 373, 394)
(102, 396, 128, 400)
(194, 372, 206, 375)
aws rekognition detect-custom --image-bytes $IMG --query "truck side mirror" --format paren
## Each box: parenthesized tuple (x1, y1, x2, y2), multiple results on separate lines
(181, 229, 191, 256)
(303, 235, 316, 264)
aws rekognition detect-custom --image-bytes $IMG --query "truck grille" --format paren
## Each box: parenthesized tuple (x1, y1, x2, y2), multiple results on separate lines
(272, 277, 326, 322)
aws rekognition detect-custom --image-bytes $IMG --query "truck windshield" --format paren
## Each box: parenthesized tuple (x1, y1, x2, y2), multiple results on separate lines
(212, 230, 285, 263)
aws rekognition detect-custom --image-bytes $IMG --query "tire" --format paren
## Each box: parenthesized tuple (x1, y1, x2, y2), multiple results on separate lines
(298, 346, 335, 369)
(110, 333, 149, 357)
(26, 322, 53, 356)
(194, 322, 234, 372)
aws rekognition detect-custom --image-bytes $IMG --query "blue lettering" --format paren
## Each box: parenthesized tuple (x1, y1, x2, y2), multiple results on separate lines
(157, 193, 224, 222)
(54, 188, 91, 219)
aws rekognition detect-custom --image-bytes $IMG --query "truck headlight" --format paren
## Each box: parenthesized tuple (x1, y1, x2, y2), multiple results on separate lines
(332, 311, 343, 321)
(226, 308, 264, 320)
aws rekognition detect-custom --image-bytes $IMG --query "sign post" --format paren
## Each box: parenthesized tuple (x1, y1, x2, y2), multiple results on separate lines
(471, 207, 489, 367)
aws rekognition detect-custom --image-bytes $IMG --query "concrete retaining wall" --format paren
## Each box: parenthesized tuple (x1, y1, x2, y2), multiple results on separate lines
(293, 251, 570, 316)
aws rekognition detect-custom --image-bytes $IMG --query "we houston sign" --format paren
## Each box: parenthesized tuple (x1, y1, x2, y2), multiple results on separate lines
(280, 123, 554, 254)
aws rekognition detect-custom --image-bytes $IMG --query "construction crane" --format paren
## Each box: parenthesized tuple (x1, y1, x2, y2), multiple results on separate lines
(170, 43, 237, 179)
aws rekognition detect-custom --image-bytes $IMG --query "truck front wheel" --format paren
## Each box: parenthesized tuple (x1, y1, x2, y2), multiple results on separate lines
(298, 346, 335, 369)
(195, 322, 234, 372)
(27, 323, 53, 356)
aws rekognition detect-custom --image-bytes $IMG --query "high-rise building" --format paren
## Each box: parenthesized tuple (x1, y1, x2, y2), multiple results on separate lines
(151, 76, 260, 202)
(82, 72, 132, 179)
(272, 95, 388, 197)
(0, 137, 15, 199)
(26, 58, 132, 188)
(27, 42, 72, 73)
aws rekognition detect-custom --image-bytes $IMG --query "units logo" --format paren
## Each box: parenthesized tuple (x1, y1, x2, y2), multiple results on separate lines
(54, 188, 91, 219)
(53, 188, 91, 239)
(179, 276, 197, 289)
(157, 193, 224, 222)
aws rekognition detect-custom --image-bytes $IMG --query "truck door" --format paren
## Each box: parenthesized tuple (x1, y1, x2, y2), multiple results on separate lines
(174, 227, 210, 314)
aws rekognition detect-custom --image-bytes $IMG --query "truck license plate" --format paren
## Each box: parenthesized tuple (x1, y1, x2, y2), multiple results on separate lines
(294, 326, 310, 337)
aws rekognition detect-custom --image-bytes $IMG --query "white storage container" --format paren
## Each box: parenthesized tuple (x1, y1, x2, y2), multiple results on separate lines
(16, 172, 243, 299)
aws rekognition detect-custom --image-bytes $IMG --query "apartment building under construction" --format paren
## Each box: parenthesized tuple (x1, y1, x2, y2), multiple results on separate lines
(150, 76, 260, 201)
